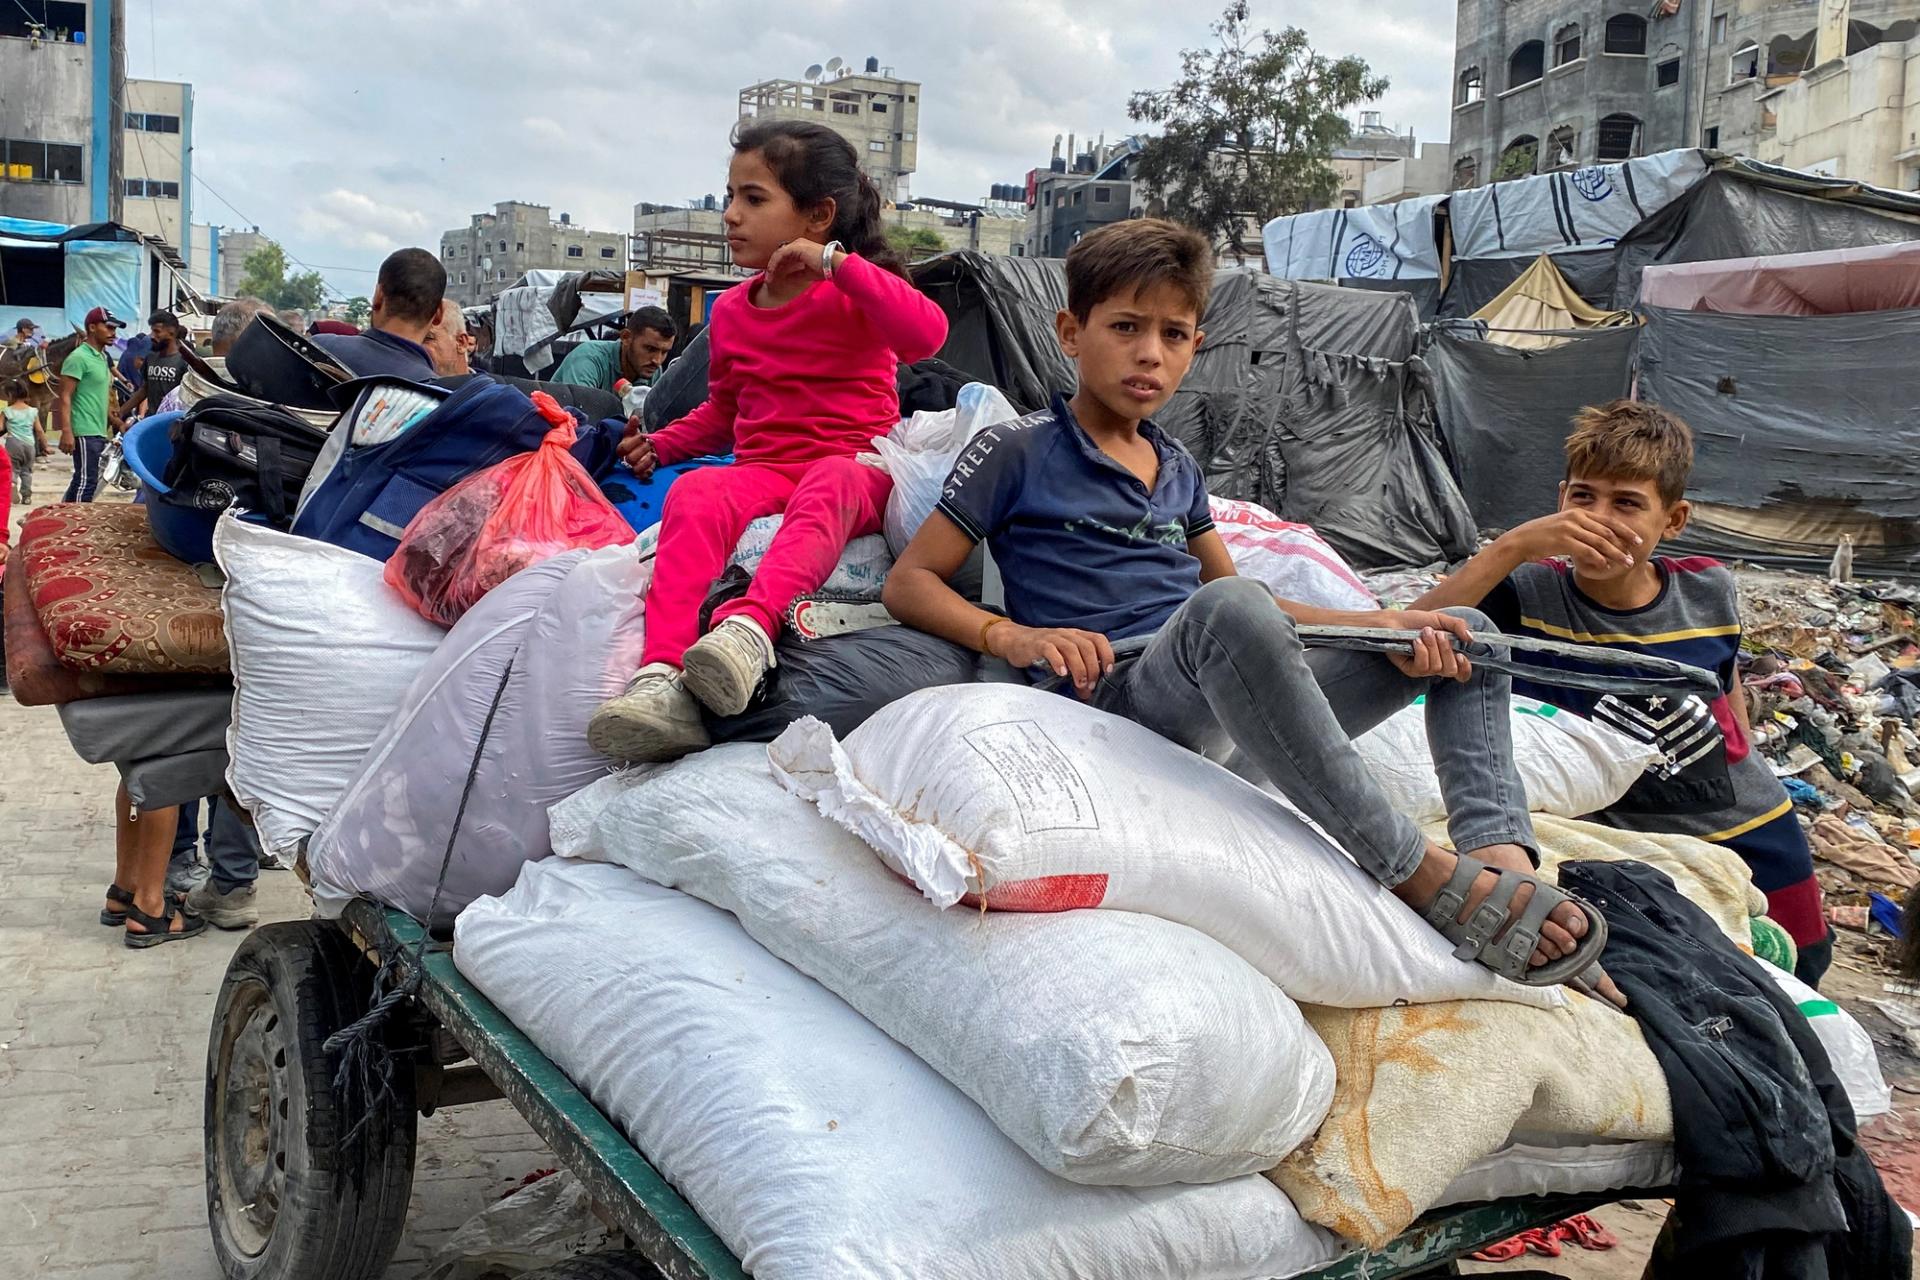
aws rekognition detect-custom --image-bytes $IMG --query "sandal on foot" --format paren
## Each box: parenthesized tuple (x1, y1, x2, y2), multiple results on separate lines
(1421, 851, 1610, 989)
(122, 900, 207, 949)
(99, 883, 134, 927)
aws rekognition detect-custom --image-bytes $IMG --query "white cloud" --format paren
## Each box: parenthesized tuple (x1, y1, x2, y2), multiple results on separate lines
(294, 189, 433, 254)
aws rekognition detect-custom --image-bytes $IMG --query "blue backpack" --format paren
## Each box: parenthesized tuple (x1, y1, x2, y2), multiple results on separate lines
(291, 376, 624, 561)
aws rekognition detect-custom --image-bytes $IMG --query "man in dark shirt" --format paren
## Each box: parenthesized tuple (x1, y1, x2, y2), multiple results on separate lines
(122, 310, 189, 419)
(311, 247, 445, 381)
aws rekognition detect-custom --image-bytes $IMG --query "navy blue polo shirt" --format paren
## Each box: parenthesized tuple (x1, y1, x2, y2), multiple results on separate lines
(936, 393, 1213, 640)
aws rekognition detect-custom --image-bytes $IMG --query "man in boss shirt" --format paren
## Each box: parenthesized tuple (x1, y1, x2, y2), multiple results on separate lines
(1414, 401, 1832, 987)
(122, 310, 189, 419)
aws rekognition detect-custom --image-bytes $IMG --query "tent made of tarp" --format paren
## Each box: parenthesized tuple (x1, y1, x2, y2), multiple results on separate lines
(1424, 323, 1639, 533)
(1467, 254, 1635, 349)
(0, 217, 157, 333)
(1637, 242, 1920, 316)
(1260, 196, 1446, 284)
(913, 251, 1475, 569)
(1447, 150, 1711, 262)
(1637, 303, 1920, 576)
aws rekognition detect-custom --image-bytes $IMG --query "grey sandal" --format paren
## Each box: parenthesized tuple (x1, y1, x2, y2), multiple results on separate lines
(1421, 851, 1611, 990)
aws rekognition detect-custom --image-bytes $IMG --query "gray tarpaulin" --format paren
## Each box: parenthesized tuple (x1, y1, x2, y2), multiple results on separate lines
(1426, 324, 1639, 532)
(914, 252, 1475, 568)
(1449, 151, 1711, 262)
(1260, 197, 1447, 282)
(1639, 304, 1920, 575)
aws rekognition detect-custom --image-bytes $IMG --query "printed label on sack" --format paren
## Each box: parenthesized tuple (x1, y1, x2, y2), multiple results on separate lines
(963, 720, 1099, 834)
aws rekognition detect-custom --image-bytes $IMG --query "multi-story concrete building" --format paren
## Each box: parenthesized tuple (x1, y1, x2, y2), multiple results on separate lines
(119, 77, 190, 255)
(1361, 145, 1455, 204)
(1701, 0, 1916, 162)
(1024, 135, 1144, 258)
(0, 0, 123, 226)
(1333, 113, 1423, 206)
(1758, 24, 1920, 187)
(738, 59, 919, 203)
(632, 202, 731, 275)
(217, 226, 270, 293)
(440, 201, 628, 306)
(1449, 0, 1700, 186)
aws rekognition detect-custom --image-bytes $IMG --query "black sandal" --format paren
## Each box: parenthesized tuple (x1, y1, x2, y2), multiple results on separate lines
(123, 899, 207, 949)
(100, 883, 134, 927)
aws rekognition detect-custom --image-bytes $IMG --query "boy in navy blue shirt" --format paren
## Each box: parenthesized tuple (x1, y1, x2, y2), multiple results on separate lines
(886, 219, 1619, 1001)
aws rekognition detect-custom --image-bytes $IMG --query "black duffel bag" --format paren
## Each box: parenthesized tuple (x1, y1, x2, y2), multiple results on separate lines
(161, 394, 332, 526)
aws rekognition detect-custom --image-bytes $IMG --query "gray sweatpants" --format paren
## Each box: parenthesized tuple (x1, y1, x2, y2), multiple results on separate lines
(1091, 577, 1537, 888)
(4, 435, 31, 501)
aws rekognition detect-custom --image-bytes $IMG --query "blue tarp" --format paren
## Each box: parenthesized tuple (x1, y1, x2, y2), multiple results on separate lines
(61, 238, 143, 330)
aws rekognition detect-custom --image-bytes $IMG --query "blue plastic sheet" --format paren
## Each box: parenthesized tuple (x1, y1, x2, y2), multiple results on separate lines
(62, 238, 143, 330)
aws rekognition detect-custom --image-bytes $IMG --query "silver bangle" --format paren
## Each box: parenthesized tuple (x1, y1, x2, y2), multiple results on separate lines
(822, 239, 843, 278)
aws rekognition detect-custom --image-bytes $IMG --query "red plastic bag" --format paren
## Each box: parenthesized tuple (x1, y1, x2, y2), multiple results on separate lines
(384, 391, 633, 625)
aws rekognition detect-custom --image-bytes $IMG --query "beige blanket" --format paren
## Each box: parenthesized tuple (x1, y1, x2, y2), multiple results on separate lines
(1270, 816, 1762, 1249)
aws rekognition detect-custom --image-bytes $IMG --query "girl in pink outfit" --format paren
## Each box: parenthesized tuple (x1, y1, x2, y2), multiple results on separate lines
(588, 119, 949, 763)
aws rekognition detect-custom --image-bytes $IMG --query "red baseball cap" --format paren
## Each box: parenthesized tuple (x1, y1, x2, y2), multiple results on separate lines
(83, 306, 126, 329)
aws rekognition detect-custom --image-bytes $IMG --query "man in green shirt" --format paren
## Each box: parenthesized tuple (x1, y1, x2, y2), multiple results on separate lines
(549, 306, 676, 396)
(58, 306, 125, 502)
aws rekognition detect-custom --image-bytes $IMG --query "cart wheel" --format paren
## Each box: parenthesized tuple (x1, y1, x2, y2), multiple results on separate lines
(520, 1252, 669, 1280)
(204, 921, 419, 1280)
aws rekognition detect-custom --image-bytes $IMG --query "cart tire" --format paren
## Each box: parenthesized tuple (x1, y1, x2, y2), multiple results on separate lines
(204, 920, 419, 1280)
(520, 1252, 669, 1280)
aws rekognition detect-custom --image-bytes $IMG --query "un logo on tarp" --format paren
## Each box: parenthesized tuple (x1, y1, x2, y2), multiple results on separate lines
(1344, 233, 1389, 277)
(1571, 167, 1614, 201)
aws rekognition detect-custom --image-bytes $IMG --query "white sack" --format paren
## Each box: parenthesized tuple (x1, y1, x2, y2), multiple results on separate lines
(453, 858, 1343, 1280)
(1210, 497, 1377, 612)
(869, 382, 1020, 554)
(1353, 696, 1662, 823)
(1770, 966, 1892, 1120)
(216, 516, 447, 857)
(552, 747, 1332, 1187)
(307, 544, 650, 926)
(730, 516, 892, 599)
(769, 683, 1563, 1009)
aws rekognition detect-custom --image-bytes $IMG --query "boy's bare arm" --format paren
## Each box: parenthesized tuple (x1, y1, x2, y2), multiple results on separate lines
(1413, 511, 1643, 613)
(884, 511, 1114, 695)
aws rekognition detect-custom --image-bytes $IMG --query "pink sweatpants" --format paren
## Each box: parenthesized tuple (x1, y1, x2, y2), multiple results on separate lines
(640, 456, 893, 667)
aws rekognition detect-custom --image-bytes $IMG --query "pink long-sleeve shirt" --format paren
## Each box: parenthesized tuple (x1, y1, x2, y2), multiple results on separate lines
(648, 252, 948, 467)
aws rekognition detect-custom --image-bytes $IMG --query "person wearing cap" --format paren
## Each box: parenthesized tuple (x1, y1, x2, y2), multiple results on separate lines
(57, 306, 125, 502)
(122, 310, 189, 421)
(3, 317, 37, 350)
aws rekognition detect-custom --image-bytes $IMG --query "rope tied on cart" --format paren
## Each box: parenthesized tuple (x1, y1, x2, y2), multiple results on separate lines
(324, 656, 517, 1161)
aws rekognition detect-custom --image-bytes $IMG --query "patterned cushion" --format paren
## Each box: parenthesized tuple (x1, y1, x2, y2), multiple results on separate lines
(18, 503, 229, 675)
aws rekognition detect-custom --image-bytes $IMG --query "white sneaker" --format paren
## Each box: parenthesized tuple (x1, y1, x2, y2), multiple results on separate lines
(586, 663, 712, 762)
(681, 617, 778, 717)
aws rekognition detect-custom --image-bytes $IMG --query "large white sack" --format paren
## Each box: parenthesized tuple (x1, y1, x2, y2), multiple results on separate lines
(552, 747, 1333, 1187)
(308, 543, 650, 926)
(1210, 497, 1377, 612)
(453, 858, 1343, 1280)
(730, 515, 892, 599)
(770, 683, 1563, 1009)
(216, 516, 447, 857)
(869, 382, 1021, 554)
(1769, 966, 1892, 1120)
(1352, 695, 1661, 823)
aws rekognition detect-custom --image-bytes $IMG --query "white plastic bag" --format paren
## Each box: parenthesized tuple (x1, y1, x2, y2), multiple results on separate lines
(729, 516, 892, 600)
(216, 516, 447, 857)
(870, 382, 1021, 554)
(308, 544, 650, 926)
(1352, 695, 1662, 823)
(1210, 497, 1377, 611)
(453, 858, 1343, 1280)
(553, 746, 1333, 1187)
(770, 683, 1563, 1009)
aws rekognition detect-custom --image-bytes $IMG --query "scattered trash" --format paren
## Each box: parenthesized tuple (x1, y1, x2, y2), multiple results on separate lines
(419, 1168, 621, 1280)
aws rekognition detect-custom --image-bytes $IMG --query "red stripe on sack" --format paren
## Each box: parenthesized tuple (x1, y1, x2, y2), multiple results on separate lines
(961, 874, 1110, 913)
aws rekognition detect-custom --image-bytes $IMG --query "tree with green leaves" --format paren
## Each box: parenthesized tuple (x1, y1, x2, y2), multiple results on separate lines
(234, 241, 327, 312)
(344, 296, 371, 325)
(1128, 1, 1389, 258)
(885, 224, 948, 257)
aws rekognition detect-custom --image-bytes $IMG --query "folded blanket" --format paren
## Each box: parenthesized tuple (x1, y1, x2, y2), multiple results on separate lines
(19, 503, 228, 676)
(1271, 816, 1767, 1249)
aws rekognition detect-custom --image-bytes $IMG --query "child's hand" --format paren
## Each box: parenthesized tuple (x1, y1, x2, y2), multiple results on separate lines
(765, 239, 837, 285)
(1507, 510, 1640, 572)
(990, 623, 1115, 698)
(1376, 609, 1476, 683)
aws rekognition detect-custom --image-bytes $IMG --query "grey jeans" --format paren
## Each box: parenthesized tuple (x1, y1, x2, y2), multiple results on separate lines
(4, 435, 31, 500)
(1092, 577, 1536, 888)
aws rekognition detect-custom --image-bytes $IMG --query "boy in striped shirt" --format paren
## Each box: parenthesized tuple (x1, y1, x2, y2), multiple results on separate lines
(1416, 401, 1831, 986)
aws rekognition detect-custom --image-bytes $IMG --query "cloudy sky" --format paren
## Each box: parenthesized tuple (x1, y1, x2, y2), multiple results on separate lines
(124, 0, 1455, 301)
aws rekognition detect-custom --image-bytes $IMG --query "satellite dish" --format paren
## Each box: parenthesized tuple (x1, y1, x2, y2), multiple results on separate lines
(825, 56, 843, 76)
(804, 63, 823, 82)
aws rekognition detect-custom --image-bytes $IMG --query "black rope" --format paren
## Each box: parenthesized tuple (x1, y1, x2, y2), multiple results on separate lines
(324, 656, 517, 1164)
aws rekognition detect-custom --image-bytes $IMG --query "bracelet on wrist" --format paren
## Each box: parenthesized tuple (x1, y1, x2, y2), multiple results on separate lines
(979, 615, 1010, 656)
